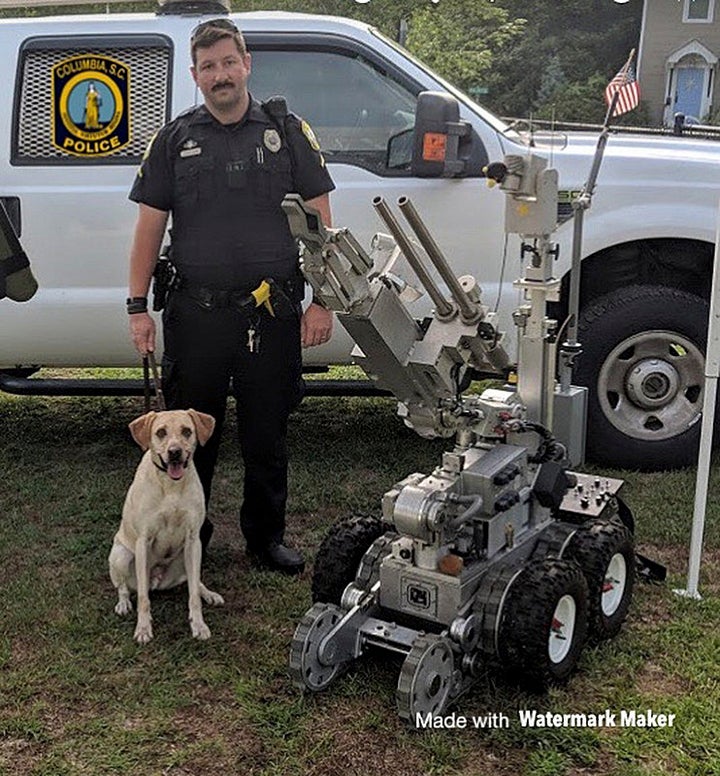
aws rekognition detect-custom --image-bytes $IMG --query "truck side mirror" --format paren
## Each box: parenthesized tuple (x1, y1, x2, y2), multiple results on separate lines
(410, 91, 472, 178)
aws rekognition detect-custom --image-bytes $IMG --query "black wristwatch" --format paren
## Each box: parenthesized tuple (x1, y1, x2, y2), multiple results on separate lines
(126, 296, 148, 314)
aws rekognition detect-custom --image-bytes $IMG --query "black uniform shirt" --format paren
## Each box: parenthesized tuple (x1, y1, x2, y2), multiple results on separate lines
(130, 97, 335, 290)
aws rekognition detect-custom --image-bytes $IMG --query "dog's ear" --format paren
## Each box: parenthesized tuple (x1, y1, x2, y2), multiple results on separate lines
(128, 412, 156, 450)
(187, 409, 216, 447)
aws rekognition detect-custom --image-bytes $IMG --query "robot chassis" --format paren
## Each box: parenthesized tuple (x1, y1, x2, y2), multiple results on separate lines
(283, 154, 637, 724)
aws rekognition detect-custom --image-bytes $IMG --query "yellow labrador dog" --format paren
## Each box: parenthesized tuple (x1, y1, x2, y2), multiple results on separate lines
(109, 409, 224, 643)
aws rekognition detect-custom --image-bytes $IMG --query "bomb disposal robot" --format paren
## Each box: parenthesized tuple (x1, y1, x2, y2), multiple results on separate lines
(284, 152, 638, 724)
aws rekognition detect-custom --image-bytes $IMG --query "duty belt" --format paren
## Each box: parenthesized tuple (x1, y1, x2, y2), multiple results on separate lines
(174, 277, 297, 318)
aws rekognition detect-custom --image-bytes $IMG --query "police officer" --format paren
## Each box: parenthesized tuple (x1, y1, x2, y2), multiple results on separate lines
(126, 19, 335, 575)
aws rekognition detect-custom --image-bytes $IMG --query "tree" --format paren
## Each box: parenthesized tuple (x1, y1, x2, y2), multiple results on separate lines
(486, 0, 642, 119)
(536, 54, 565, 108)
(235, 0, 524, 90)
(5, 0, 644, 124)
(234, 0, 642, 123)
(404, 0, 525, 94)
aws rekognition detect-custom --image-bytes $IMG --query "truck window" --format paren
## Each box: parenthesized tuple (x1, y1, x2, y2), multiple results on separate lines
(12, 35, 172, 166)
(249, 48, 417, 176)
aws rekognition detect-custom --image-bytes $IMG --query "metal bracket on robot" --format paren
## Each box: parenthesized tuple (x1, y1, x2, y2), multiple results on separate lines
(282, 192, 516, 444)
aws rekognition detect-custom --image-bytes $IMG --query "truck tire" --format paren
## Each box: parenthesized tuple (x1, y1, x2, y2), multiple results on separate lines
(575, 285, 707, 470)
(564, 517, 634, 642)
(498, 558, 588, 689)
(311, 514, 392, 605)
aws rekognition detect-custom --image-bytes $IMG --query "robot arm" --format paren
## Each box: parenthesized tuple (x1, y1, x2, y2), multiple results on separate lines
(282, 193, 374, 314)
(282, 193, 512, 439)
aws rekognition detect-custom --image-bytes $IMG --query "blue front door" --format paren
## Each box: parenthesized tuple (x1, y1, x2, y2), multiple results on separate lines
(675, 67, 705, 120)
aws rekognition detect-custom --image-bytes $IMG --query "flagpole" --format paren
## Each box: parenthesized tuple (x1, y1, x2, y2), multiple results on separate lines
(602, 48, 636, 125)
(559, 48, 636, 395)
(674, 199, 720, 600)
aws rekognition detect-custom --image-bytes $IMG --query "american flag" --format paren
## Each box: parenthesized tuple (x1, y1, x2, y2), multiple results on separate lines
(604, 63, 640, 116)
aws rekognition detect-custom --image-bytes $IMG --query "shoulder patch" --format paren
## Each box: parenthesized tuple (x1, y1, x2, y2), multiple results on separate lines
(142, 132, 158, 160)
(137, 131, 158, 178)
(300, 120, 321, 152)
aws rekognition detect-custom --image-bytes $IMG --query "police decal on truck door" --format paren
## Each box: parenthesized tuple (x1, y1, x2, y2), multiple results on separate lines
(12, 35, 173, 166)
(52, 53, 131, 158)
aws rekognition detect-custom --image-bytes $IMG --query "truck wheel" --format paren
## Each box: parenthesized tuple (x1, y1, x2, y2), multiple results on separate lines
(311, 514, 392, 605)
(575, 285, 707, 470)
(564, 517, 635, 642)
(498, 558, 588, 689)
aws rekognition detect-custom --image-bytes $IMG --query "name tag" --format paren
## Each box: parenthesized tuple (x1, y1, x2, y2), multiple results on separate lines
(180, 147, 202, 158)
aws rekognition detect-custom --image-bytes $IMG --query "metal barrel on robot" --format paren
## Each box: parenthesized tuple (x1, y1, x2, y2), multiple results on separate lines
(372, 195, 483, 322)
(396, 196, 483, 324)
(674, 199, 720, 600)
(372, 196, 455, 319)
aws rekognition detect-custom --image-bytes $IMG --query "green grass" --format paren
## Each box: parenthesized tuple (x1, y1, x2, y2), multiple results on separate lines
(1, 380, 719, 776)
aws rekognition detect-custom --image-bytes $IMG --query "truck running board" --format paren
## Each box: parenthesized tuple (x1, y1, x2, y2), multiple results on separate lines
(0, 373, 391, 398)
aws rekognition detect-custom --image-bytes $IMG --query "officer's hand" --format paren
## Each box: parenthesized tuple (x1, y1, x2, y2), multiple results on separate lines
(129, 312, 156, 356)
(301, 303, 333, 348)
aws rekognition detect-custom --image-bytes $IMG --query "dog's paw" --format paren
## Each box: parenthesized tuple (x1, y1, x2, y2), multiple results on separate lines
(201, 588, 225, 607)
(190, 620, 211, 640)
(114, 598, 133, 616)
(134, 622, 154, 644)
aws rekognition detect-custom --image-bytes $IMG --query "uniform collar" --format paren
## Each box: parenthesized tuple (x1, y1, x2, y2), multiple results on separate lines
(190, 95, 267, 128)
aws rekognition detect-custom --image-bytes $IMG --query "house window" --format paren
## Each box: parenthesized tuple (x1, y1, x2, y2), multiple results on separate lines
(684, 0, 714, 22)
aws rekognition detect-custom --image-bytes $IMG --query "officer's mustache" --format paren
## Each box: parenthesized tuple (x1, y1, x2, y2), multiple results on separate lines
(212, 81, 235, 91)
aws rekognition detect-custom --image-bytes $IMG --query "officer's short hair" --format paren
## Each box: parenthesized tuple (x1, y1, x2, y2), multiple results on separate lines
(191, 19, 247, 65)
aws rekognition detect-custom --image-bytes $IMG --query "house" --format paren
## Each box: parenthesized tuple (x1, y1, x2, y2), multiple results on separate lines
(637, 0, 720, 125)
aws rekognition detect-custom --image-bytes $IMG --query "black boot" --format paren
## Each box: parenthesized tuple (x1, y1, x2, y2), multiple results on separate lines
(248, 541, 305, 575)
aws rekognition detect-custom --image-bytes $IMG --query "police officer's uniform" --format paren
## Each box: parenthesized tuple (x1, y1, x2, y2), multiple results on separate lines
(129, 97, 335, 562)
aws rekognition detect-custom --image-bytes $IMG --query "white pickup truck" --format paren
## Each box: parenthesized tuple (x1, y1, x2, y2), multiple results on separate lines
(0, 2, 717, 471)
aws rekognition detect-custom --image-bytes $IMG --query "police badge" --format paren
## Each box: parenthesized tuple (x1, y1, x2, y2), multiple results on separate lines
(263, 129, 282, 153)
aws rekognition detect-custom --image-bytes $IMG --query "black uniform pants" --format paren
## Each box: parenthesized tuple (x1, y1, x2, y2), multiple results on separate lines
(161, 291, 304, 550)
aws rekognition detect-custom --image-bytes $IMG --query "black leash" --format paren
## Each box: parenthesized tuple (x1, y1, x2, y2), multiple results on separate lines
(142, 352, 166, 412)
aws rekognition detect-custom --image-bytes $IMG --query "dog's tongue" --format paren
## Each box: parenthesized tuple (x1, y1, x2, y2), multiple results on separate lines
(167, 461, 185, 480)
